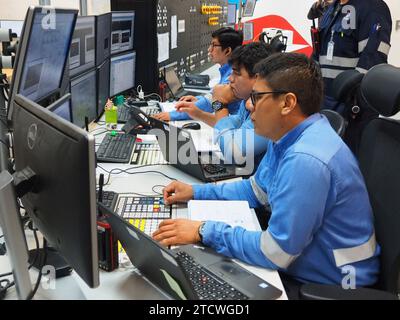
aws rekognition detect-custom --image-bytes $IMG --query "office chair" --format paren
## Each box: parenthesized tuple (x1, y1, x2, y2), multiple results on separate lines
(320, 109, 346, 137)
(300, 64, 400, 300)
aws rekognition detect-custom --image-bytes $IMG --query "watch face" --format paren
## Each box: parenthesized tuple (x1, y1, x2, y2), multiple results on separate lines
(212, 101, 223, 111)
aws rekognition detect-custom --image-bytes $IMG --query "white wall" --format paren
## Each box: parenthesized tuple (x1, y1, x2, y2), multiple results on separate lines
(385, 0, 400, 67)
(0, 0, 80, 20)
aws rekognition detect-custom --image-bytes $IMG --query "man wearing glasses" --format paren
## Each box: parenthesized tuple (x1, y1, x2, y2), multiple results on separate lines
(176, 42, 274, 167)
(152, 53, 379, 299)
(154, 27, 243, 122)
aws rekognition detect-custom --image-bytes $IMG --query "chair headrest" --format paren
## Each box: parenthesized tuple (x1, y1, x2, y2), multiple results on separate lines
(361, 64, 400, 117)
(331, 70, 364, 102)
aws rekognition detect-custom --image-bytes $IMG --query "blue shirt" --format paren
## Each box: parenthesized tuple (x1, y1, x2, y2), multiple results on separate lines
(193, 113, 379, 285)
(214, 101, 269, 167)
(169, 63, 241, 121)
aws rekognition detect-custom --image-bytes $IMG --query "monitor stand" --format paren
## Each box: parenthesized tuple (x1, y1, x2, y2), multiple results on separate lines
(28, 246, 72, 279)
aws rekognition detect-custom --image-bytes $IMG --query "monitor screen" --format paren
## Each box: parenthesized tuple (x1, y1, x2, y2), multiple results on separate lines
(70, 69, 97, 128)
(111, 11, 134, 55)
(110, 51, 135, 97)
(95, 13, 111, 65)
(11, 93, 99, 289)
(165, 66, 182, 96)
(227, 4, 237, 25)
(97, 59, 110, 117)
(69, 16, 96, 77)
(47, 93, 72, 122)
(8, 7, 77, 121)
(243, 0, 257, 17)
(243, 22, 254, 42)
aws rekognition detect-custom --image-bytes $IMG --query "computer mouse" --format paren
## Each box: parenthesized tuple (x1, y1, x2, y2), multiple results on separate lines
(182, 122, 201, 130)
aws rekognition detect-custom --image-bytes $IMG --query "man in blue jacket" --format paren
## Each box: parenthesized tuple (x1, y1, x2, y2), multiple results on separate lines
(152, 53, 379, 297)
(154, 27, 243, 122)
(176, 43, 273, 167)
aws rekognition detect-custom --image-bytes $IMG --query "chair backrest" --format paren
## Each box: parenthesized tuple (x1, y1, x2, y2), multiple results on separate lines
(359, 64, 400, 294)
(320, 109, 346, 137)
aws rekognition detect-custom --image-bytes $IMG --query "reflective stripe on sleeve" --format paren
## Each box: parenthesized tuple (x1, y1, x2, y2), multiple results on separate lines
(249, 176, 269, 206)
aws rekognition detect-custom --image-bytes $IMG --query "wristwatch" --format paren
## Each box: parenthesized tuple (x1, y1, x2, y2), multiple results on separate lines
(212, 100, 228, 112)
(198, 222, 206, 243)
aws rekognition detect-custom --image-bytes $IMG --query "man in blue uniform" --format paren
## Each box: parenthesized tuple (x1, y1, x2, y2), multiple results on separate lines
(154, 27, 243, 122)
(315, 0, 392, 154)
(152, 53, 379, 298)
(175, 43, 273, 167)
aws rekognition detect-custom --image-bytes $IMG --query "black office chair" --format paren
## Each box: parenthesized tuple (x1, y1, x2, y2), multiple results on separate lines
(320, 109, 346, 137)
(300, 64, 400, 300)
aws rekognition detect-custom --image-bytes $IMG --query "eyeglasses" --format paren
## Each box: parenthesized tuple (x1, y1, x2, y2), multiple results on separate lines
(209, 43, 222, 49)
(250, 90, 289, 107)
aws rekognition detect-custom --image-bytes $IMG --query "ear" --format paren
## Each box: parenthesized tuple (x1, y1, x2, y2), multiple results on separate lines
(224, 47, 232, 57)
(281, 93, 297, 116)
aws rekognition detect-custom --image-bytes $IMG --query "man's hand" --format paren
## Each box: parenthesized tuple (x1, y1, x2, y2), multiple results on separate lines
(179, 95, 198, 103)
(212, 84, 236, 105)
(152, 112, 170, 122)
(152, 219, 202, 246)
(175, 101, 203, 120)
(245, 98, 254, 113)
(163, 181, 194, 205)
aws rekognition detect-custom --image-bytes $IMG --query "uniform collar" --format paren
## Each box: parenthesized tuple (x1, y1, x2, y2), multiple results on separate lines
(274, 113, 322, 151)
(219, 63, 231, 75)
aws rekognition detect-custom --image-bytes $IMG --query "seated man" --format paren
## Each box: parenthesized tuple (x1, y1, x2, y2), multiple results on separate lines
(176, 42, 274, 166)
(153, 53, 379, 295)
(154, 27, 243, 122)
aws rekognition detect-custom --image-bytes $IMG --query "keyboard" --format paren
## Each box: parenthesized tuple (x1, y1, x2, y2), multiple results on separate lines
(141, 106, 160, 116)
(97, 133, 136, 163)
(131, 142, 167, 165)
(97, 191, 118, 210)
(115, 195, 172, 236)
(175, 251, 249, 300)
(203, 164, 227, 174)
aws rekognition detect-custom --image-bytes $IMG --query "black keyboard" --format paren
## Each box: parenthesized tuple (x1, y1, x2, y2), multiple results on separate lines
(203, 164, 227, 174)
(176, 251, 249, 300)
(97, 191, 118, 210)
(97, 133, 136, 163)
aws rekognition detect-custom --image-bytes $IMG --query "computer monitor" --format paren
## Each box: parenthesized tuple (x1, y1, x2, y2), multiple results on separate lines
(70, 69, 97, 128)
(95, 13, 111, 65)
(243, 22, 254, 42)
(110, 51, 135, 97)
(47, 93, 72, 122)
(8, 6, 78, 121)
(11, 93, 99, 288)
(69, 16, 96, 77)
(227, 4, 237, 25)
(96, 59, 110, 117)
(242, 0, 257, 17)
(111, 11, 135, 55)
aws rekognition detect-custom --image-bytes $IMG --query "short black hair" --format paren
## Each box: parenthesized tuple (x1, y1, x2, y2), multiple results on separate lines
(211, 27, 243, 52)
(254, 53, 323, 116)
(229, 42, 275, 77)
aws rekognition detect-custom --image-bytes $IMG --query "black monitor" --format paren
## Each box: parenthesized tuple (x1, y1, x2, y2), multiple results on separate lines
(69, 16, 96, 78)
(111, 11, 135, 55)
(70, 69, 97, 128)
(47, 93, 72, 122)
(8, 6, 78, 120)
(110, 51, 135, 97)
(227, 3, 237, 25)
(95, 13, 111, 66)
(11, 93, 99, 288)
(242, 0, 257, 17)
(164, 65, 183, 96)
(96, 59, 110, 117)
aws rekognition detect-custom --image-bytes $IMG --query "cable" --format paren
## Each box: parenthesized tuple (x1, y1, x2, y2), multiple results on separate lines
(97, 164, 176, 186)
(144, 93, 162, 102)
(152, 184, 166, 195)
(26, 238, 47, 300)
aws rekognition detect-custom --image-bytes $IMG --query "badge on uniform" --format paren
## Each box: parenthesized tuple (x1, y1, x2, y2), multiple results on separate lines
(327, 41, 335, 61)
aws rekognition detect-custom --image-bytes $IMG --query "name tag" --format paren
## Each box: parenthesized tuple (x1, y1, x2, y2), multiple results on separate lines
(327, 41, 335, 61)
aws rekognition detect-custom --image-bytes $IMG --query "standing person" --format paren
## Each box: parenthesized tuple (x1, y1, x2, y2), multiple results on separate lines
(154, 27, 243, 122)
(314, 0, 392, 154)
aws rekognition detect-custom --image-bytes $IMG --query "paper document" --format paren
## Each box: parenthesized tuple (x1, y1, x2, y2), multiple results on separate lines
(188, 200, 261, 231)
(159, 102, 177, 113)
(189, 129, 221, 153)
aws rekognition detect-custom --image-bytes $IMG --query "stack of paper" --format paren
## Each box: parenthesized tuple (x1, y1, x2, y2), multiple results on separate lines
(188, 200, 261, 231)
